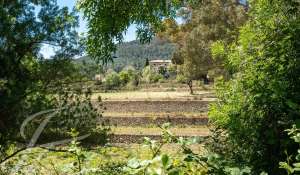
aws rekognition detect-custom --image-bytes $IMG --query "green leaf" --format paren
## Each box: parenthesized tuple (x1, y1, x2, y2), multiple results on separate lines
(128, 159, 140, 169)
(161, 154, 170, 168)
(168, 168, 181, 175)
(279, 162, 294, 174)
(295, 119, 300, 129)
(293, 163, 300, 168)
(287, 100, 299, 110)
(260, 172, 268, 175)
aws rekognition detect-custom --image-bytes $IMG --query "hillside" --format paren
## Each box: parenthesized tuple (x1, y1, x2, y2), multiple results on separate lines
(76, 38, 176, 71)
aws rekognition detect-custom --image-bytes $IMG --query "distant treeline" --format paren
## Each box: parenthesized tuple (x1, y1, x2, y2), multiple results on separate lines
(75, 38, 176, 72)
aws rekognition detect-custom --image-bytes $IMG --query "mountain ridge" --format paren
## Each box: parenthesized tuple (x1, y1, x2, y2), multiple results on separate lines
(76, 38, 176, 71)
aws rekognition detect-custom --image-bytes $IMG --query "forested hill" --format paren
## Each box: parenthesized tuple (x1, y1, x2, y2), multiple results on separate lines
(76, 38, 176, 71)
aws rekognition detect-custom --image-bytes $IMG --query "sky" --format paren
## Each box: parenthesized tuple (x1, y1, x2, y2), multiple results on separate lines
(41, 0, 137, 58)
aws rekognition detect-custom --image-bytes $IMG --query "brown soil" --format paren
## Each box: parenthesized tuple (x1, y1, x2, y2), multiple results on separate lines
(109, 134, 209, 144)
(102, 100, 211, 113)
(103, 116, 208, 126)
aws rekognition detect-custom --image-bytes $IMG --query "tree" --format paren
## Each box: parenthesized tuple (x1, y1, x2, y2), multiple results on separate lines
(78, 0, 183, 63)
(144, 58, 150, 67)
(185, 0, 246, 87)
(119, 70, 130, 85)
(0, 0, 81, 153)
(142, 66, 163, 83)
(159, 0, 247, 93)
(77, 60, 104, 80)
(104, 72, 121, 90)
(209, 0, 300, 173)
(119, 68, 141, 87)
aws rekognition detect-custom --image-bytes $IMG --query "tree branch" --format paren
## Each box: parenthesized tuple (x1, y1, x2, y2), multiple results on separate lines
(0, 147, 27, 164)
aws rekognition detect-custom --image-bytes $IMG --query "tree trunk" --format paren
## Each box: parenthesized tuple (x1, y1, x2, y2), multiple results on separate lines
(187, 80, 193, 94)
(204, 76, 209, 85)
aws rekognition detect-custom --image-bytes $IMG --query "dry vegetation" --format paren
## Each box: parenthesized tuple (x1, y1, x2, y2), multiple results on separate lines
(93, 91, 215, 101)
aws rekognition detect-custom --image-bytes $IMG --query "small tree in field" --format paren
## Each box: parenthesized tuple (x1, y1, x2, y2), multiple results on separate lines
(159, 0, 247, 92)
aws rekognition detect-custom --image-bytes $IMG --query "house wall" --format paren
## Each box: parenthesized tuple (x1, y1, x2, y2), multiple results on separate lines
(149, 62, 171, 71)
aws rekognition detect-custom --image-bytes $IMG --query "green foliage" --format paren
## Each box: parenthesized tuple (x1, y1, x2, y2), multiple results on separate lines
(176, 74, 188, 84)
(54, 90, 100, 133)
(127, 69, 141, 87)
(68, 129, 86, 173)
(124, 123, 253, 175)
(142, 66, 164, 83)
(165, 0, 247, 81)
(19, 88, 110, 147)
(167, 64, 177, 79)
(0, 0, 82, 154)
(209, 0, 300, 173)
(78, 0, 182, 63)
(280, 125, 300, 174)
(119, 71, 131, 85)
(76, 59, 104, 80)
(104, 72, 122, 90)
(123, 123, 206, 175)
(152, 74, 164, 84)
(96, 162, 128, 175)
(119, 69, 141, 87)
(158, 67, 168, 78)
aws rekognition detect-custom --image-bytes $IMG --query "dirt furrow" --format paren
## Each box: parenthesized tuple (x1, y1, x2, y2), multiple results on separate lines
(103, 116, 208, 126)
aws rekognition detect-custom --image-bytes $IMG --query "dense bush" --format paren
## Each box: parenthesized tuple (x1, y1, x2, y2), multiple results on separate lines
(104, 72, 121, 90)
(142, 66, 164, 83)
(20, 88, 110, 146)
(209, 0, 300, 174)
(176, 74, 188, 84)
(167, 64, 177, 79)
(0, 0, 85, 157)
(119, 70, 131, 85)
(119, 69, 140, 87)
(158, 66, 168, 78)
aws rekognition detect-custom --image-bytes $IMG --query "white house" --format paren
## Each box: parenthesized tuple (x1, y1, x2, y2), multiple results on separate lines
(149, 59, 172, 72)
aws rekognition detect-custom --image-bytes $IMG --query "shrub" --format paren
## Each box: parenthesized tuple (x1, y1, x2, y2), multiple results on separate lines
(121, 69, 140, 87)
(176, 74, 187, 84)
(151, 73, 164, 83)
(119, 70, 130, 85)
(142, 66, 163, 83)
(21, 89, 110, 146)
(141, 66, 152, 83)
(167, 64, 177, 79)
(104, 72, 121, 90)
(209, 0, 300, 173)
(158, 66, 167, 77)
